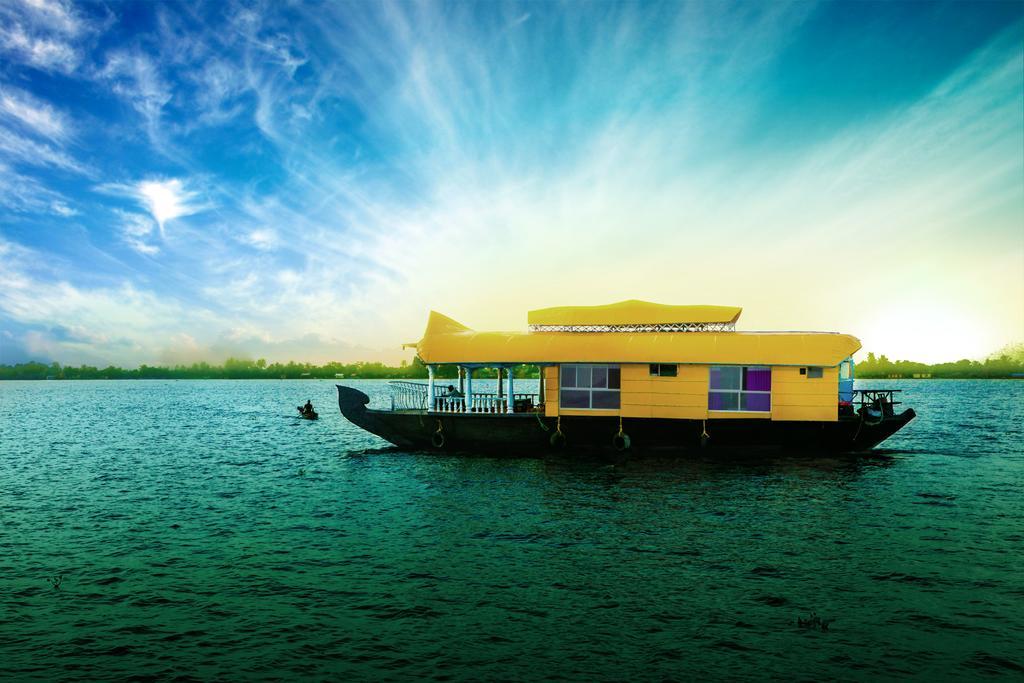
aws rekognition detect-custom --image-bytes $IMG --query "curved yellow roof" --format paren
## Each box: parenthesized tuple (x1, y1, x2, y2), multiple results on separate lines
(414, 311, 861, 367)
(528, 300, 741, 326)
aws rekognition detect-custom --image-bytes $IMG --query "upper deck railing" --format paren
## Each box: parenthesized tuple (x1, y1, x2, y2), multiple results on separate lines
(528, 321, 736, 333)
(387, 381, 540, 414)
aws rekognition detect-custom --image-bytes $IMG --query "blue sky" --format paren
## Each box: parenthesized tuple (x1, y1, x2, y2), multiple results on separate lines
(1, 0, 1022, 366)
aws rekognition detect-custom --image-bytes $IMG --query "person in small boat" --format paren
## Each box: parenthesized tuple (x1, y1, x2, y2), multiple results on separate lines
(300, 400, 314, 415)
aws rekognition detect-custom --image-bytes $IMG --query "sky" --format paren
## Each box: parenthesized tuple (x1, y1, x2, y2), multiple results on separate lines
(0, 0, 1021, 367)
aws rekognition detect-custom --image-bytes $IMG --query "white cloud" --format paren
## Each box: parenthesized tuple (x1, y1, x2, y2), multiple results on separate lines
(0, 23, 79, 72)
(0, 85, 71, 140)
(115, 209, 160, 254)
(0, 124, 89, 174)
(96, 51, 172, 140)
(0, 235, 222, 366)
(0, 0, 95, 73)
(243, 228, 278, 250)
(50, 200, 76, 216)
(134, 178, 203, 236)
(19, 0, 87, 36)
(100, 178, 207, 238)
(0, 162, 76, 214)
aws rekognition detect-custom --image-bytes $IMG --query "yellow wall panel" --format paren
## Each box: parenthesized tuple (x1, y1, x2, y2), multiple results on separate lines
(649, 381, 707, 396)
(773, 405, 837, 422)
(772, 384, 840, 398)
(621, 364, 650, 380)
(621, 379, 652, 393)
(651, 405, 706, 420)
(678, 365, 708, 381)
(621, 405, 652, 418)
(545, 366, 559, 416)
(649, 392, 706, 408)
(771, 394, 837, 408)
(546, 362, 840, 422)
(622, 392, 652, 406)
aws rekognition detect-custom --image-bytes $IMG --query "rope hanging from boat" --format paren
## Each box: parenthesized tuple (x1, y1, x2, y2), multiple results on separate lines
(613, 416, 631, 451)
(550, 416, 566, 448)
(431, 419, 445, 448)
(534, 411, 550, 432)
(700, 419, 710, 448)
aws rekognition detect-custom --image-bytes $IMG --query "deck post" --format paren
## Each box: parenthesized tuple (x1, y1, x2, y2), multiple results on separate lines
(465, 367, 473, 413)
(497, 368, 504, 400)
(538, 365, 544, 406)
(427, 364, 435, 411)
(507, 366, 514, 414)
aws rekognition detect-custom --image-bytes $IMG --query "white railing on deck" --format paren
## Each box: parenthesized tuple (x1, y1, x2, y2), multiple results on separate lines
(386, 382, 539, 414)
(432, 392, 538, 414)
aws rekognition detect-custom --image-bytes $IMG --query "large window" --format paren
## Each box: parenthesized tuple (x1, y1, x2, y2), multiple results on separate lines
(708, 366, 771, 412)
(560, 364, 620, 409)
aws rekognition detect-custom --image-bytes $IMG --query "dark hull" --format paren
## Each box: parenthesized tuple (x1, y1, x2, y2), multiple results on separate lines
(337, 385, 915, 456)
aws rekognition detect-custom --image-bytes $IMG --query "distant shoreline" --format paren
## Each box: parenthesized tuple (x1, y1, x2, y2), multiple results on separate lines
(1, 358, 1021, 381)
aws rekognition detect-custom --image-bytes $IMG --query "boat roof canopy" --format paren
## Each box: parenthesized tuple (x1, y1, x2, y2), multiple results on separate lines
(414, 309, 861, 367)
(528, 300, 741, 326)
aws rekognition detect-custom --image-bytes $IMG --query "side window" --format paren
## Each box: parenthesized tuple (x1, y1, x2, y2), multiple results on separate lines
(649, 364, 678, 377)
(807, 366, 823, 379)
(839, 360, 852, 380)
(709, 366, 771, 412)
(560, 364, 620, 409)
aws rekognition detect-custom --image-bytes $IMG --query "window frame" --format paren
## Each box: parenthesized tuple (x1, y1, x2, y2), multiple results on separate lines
(708, 365, 772, 413)
(559, 364, 620, 410)
(649, 363, 678, 377)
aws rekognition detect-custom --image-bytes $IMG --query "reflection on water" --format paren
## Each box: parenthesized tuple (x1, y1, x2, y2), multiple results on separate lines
(0, 379, 1021, 679)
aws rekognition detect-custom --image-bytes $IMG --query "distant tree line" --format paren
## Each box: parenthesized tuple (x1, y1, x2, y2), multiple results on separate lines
(0, 357, 542, 380)
(3, 346, 1022, 380)
(854, 348, 1024, 379)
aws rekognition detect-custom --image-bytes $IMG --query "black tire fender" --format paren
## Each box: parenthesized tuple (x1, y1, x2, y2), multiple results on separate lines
(613, 432, 631, 452)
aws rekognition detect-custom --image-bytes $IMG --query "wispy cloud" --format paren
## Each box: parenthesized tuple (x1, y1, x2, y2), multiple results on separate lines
(0, 162, 75, 214)
(96, 50, 172, 142)
(115, 209, 159, 255)
(0, 126, 87, 173)
(242, 228, 278, 250)
(0, 85, 71, 140)
(0, 0, 96, 73)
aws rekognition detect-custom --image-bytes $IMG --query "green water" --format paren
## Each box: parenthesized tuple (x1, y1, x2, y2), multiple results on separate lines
(1, 379, 1022, 680)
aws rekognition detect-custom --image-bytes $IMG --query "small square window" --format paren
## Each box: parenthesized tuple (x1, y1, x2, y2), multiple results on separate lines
(807, 366, 823, 379)
(800, 368, 807, 375)
(649, 364, 678, 377)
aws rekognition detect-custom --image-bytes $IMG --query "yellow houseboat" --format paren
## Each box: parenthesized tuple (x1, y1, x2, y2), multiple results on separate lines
(337, 301, 915, 454)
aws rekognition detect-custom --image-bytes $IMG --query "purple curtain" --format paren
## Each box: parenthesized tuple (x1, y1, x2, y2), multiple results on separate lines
(743, 367, 771, 392)
(742, 392, 771, 412)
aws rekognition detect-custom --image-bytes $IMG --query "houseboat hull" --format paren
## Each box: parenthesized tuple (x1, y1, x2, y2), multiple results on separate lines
(337, 385, 915, 456)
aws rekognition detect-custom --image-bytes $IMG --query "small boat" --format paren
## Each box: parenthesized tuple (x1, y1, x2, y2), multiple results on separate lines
(337, 301, 915, 455)
(297, 406, 319, 420)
